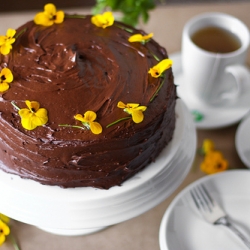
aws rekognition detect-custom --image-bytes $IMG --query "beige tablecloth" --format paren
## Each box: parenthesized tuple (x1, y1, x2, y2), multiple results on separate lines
(1, 2, 250, 249)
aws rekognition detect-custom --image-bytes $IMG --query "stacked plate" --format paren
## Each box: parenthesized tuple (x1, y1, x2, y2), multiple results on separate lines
(0, 99, 196, 236)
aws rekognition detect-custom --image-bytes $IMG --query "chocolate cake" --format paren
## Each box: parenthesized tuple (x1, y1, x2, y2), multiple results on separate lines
(0, 7, 176, 189)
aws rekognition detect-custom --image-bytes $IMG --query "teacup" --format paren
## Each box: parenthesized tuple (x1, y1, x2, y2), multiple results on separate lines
(181, 12, 250, 105)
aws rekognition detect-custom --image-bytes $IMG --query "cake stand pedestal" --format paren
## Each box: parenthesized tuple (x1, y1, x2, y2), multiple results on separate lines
(0, 99, 196, 236)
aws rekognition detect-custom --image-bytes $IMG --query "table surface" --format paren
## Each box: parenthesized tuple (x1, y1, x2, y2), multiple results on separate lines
(0, 2, 250, 250)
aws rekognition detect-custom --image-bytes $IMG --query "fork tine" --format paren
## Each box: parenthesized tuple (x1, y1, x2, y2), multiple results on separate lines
(190, 184, 212, 212)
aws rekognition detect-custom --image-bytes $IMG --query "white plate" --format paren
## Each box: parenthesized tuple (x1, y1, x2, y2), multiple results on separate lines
(0, 99, 196, 235)
(236, 114, 250, 168)
(170, 52, 250, 129)
(159, 170, 250, 250)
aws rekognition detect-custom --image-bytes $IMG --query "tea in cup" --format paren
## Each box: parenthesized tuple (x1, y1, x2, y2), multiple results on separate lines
(181, 12, 250, 105)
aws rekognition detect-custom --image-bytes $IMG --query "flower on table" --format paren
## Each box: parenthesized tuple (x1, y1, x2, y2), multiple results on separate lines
(91, 12, 114, 29)
(148, 58, 173, 78)
(200, 150, 228, 174)
(0, 28, 16, 55)
(199, 139, 228, 175)
(13, 100, 48, 130)
(74, 111, 102, 134)
(34, 3, 65, 26)
(0, 68, 13, 92)
(128, 33, 153, 44)
(117, 101, 147, 123)
(0, 219, 10, 246)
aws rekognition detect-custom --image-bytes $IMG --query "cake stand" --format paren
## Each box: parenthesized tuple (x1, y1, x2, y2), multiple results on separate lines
(0, 99, 196, 236)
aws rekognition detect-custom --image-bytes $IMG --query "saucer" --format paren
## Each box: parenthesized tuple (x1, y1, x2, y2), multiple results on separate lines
(236, 114, 250, 168)
(170, 52, 250, 129)
(159, 170, 250, 250)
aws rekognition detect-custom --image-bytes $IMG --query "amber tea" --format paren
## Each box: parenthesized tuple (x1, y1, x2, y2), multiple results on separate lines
(191, 26, 241, 53)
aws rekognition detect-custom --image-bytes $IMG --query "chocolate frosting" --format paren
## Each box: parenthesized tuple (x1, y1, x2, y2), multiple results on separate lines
(0, 16, 176, 189)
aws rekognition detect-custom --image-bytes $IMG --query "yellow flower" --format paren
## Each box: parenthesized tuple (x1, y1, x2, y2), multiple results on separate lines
(200, 151, 228, 175)
(91, 12, 114, 29)
(0, 214, 10, 224)
(0, 68, 13, 92)
(74, 111, 102, 134)
(128, 33, 153, 43)
(34, 3, 64, 26)
(148, 58, 173, 78)
(18, 100, 48, 130)
(117, 101, 147, 123)
(0, 220, 10, 246)
(202, 139, 215, 155)
(0, 28, 16, 55)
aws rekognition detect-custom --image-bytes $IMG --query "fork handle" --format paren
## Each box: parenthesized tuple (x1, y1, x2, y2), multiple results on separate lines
(216, 217, 250, 249)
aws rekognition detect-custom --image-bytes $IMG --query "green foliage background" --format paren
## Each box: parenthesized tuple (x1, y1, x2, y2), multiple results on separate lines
(92, 0, 156, 26)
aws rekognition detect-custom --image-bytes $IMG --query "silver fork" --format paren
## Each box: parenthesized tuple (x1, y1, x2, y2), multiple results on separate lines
(190, 183, 250, 249)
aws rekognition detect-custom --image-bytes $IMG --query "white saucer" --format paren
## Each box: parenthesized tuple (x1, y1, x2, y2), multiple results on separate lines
(170, 52, 250, 129)
(0, 99, 196, 236)
(159, 170, 250, 250)
(236, 114, 250, 168)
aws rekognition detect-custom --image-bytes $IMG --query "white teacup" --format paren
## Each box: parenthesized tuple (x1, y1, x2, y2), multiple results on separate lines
(181, 12, 250, 105)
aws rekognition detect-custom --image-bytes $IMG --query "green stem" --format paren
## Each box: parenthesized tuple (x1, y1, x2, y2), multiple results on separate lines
(115, 24, 134, 33)
(150, 76, 165, 102)
(9, 233, 21, 250)
(106, 116, 131, 128)
(59, 124, 84, 130)
(11, 101, 20, 111)
(149, 50, 160, 61)
(15, 28, 27, 39)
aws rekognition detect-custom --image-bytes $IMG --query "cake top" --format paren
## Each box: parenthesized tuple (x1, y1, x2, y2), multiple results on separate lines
(0, 3, 172, 142)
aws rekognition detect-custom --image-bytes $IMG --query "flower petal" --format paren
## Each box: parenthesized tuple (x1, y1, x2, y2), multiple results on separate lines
(117, 101, 126, 109)
(34, 12, 53, 26)
(128, 33, 153, 43)
(21, 116, 38, 130)
(1, 68, 13, 83)
(84, 111, 97, 122)
(34, 108, 48, 125)
(44, 3, 57, 15)
(25, 100, 40, 112)
(90, 121, 102, 134)
(148, 58, 173, 78)
(0, 82, 9, 92)
(6, 28, 16, 39)
(0, 43, 12, 55)
(54, 11, 65, 24)
(0, 220, 10, 235)
(74, 114, 86, 123)
(91, 12, 114, 29)
(18, 108, 32, 119)
(131, 110, 144, 123)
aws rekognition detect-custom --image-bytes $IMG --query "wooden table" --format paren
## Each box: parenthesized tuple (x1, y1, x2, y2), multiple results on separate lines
(0, 1, 249, 249)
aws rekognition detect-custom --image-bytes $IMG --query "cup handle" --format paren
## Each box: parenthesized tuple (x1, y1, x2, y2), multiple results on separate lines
(221, 64, 250, 100)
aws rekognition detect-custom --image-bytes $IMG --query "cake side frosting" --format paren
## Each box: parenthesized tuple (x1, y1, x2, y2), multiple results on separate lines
(0, 13, 176, 189)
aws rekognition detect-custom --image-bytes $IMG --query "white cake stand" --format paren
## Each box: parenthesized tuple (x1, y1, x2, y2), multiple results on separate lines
(0, 99, 196, 236)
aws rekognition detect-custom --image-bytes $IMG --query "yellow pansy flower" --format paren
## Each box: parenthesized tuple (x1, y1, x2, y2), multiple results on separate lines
(0, 220, 10, 246)
(200, 151, 228, 175)
(0, 68, 13, 92)
(74, 111, 102, 134)
(148, 58, 173, 78)
(18, 100, 48, 130)
(34, 3, 64, 26)
(0, 28, 16, 55)
(91, 12, 114, 29)
(117, 101, 147, 123)
(128, 33, 153, 43)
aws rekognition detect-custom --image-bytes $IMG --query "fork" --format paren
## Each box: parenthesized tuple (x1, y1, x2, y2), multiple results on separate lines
(190, 183, 250, 249)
